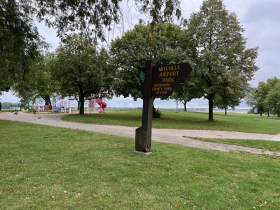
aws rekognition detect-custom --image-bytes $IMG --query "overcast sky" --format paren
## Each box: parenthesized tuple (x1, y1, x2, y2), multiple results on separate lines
(1, 0, 280, 109)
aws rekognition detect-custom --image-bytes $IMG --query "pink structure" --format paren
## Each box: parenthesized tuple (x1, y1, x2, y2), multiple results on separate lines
(88, 100, 95, 106)
(87, 98, 107, 113)
(95, 98, 107, 113)
(34, 105, 52, 112)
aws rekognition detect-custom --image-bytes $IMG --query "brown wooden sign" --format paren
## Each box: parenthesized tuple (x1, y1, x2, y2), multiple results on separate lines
(151, 63, 192, 96)
(135, 60, 192, 153)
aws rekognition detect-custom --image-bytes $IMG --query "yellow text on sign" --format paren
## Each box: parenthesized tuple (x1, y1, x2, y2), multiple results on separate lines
(159, 65, 180, 72)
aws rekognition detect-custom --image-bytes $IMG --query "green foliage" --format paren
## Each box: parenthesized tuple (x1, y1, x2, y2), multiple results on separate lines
(27, 108, 37, 115)
(12, 52, 58, 106)
(0, 102, 20, 109)
(185, 0, 259, 121)
(110, 22, 187, 100)
(1, 0, 182, 95)
(53, 34, 114, 114)
(171, 81, 203, 111)
(246, 77, 280, 116)
(264, 81, 280, 116)
(35, 0, 182, 42)
(153, 108, 162, 118)
(0, 0, 46, 93)
(247, 107, 254, 114)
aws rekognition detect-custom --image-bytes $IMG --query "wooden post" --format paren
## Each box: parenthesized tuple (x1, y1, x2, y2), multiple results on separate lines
(135, 60, 155, 153)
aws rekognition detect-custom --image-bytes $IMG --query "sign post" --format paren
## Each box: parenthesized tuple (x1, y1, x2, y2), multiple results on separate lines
(135, 60, 192, 153)
(135, 60, 155, 153)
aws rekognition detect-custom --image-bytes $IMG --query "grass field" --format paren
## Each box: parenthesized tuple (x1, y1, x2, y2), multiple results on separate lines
(62, 110, 280, 134)
(1, 119, 280, 209)
(0, 109, 16, 112)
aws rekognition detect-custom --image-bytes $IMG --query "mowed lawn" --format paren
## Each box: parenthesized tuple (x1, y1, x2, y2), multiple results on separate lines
(62, 110, 280, 134)
(1, 120, 280, 209)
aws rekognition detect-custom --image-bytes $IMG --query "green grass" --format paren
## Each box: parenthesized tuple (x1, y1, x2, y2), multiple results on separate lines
(0, 109, 16, 112)
(1, 120, 280, 209)
(62, 110, 280, 134)
(186, 137, 280, 153)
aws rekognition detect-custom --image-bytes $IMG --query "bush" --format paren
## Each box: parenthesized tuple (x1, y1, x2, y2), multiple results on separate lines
(153, 108, 162, 118)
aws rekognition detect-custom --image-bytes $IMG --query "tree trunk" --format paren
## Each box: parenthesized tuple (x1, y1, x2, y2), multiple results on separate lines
(209, 99, 214, 121)
(79, 88, 85, 114)
(44, 95, 51, 105)
(80, 97, 85, 114)
(183, 101, 187, 111)
(225, 108, 227, 115)
(260, 112, 262, 117)
(268, 110, 270, 117)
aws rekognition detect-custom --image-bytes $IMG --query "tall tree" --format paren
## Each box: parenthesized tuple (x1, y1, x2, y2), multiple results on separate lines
(110, 22, 185, 100)
(0, 0, 45, 94)
(12, 53, 58, 106)
(185, 0, 258, 121)
(110, 22, 191, 116)
(53, 34, 113, 114)
(214, 70, 250, 115)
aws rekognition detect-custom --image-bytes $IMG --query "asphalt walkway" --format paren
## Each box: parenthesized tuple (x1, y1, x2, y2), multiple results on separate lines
(1, 112, 280, 156)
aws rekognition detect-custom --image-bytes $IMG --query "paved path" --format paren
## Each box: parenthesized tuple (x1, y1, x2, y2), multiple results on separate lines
(1, 112, 280, 156)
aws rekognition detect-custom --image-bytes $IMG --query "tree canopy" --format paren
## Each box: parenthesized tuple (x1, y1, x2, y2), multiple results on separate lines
(0, 0, 45, 93)
(53, 34, 113, 114)
(12, 52, 58, 106)
(35, 0, 182, 42)
(264, 81, 280, 117)
(246, 77, 280, 116)
(110, 22, 187, 100)
(0, 0, 182, 95)
(185, 0, 258, 121)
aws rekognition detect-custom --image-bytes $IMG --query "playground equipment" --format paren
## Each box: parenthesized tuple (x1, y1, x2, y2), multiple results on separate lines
(53, 106, 64, 112)
(95, 98, 107, 113)
(87, 100, 96, 113)
(87, 98, 107, 113)
(56, 100, 72, 113)
(34, 105, 53, 112)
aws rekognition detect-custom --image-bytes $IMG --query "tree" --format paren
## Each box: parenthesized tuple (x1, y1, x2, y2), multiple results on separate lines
(171, 78, 203, 111)
(1, 0, 181, 95)
(0, 0, 45, 94)
(264, 81, 280, 117)
(185, 0, 258, 121)
(171, 85, 191, 112)
(12, 52, 58, 106)
(214, 70, 250, 115)
(53, 34, 113, 114)
(251, 77, 280, 116)
(36, 0, 182, 42)
(110, 22, 190, 116)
